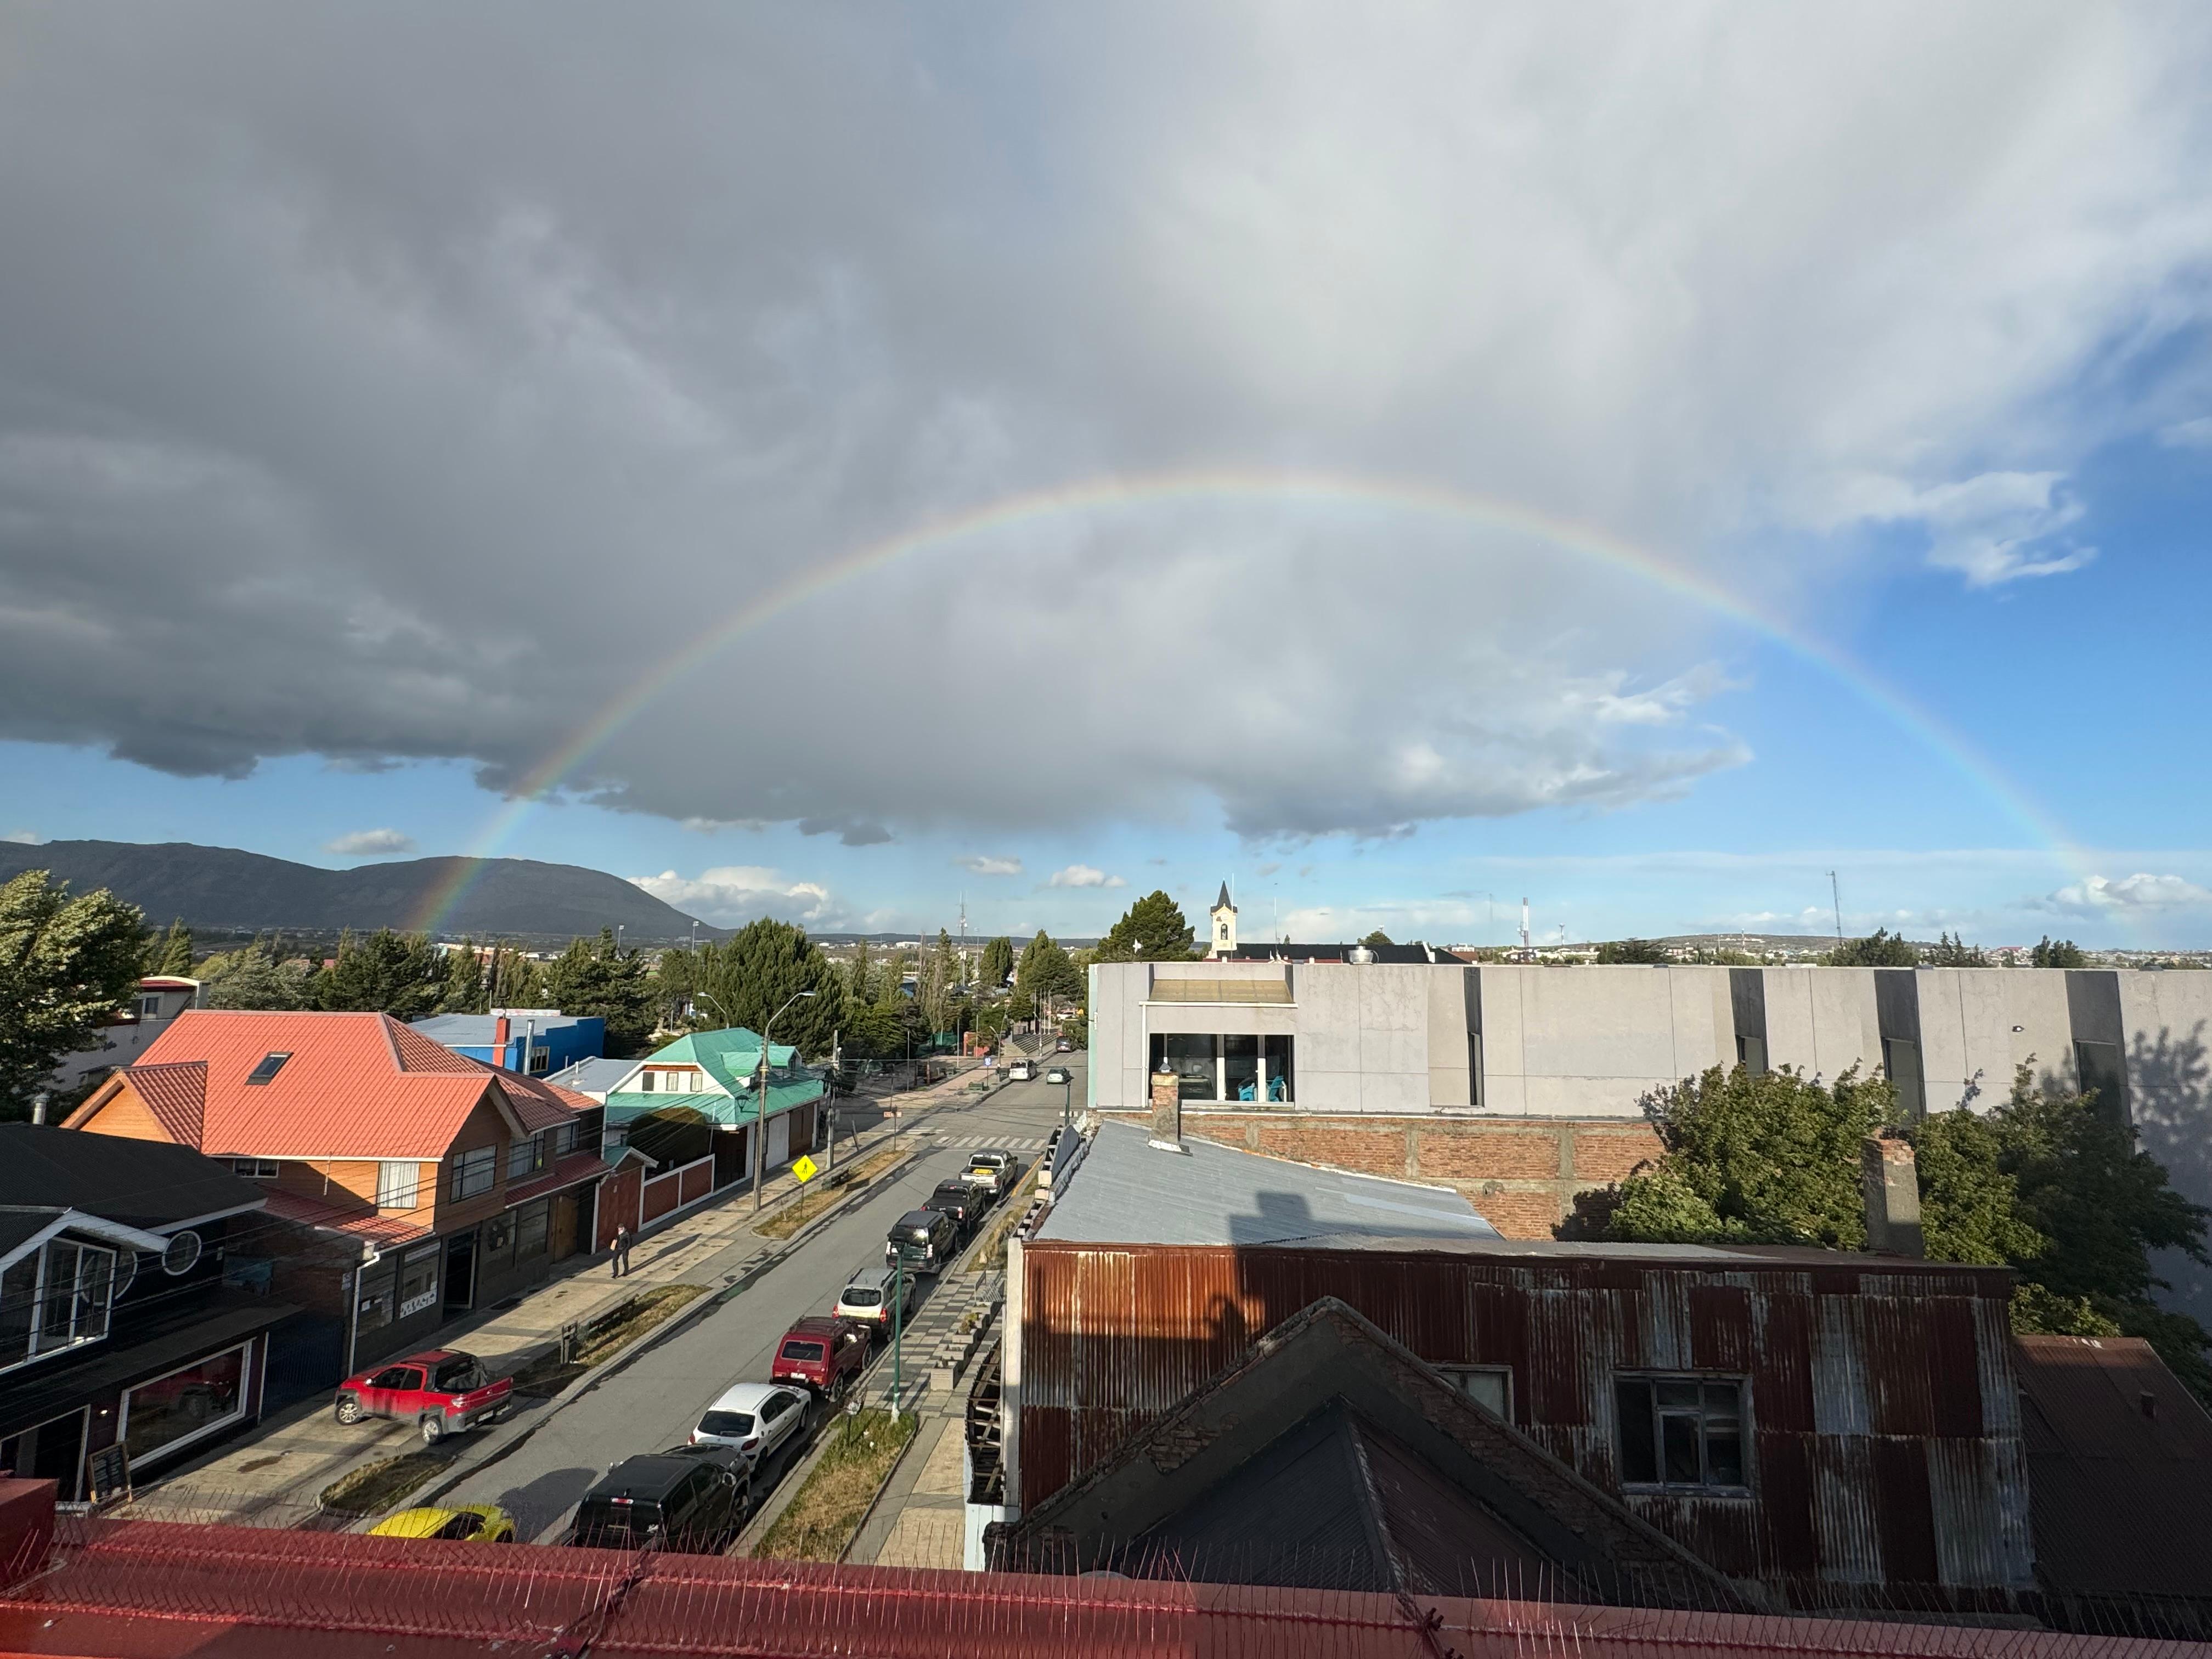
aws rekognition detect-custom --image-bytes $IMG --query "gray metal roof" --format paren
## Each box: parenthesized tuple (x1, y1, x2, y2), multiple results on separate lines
(545, 1056, 634, 1094)
(1035, 1120, 1499, 1247)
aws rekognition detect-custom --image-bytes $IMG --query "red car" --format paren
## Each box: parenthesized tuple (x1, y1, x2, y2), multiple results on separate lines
(769, 1316, 871, 1399)
(334, 1350, 513, 1444)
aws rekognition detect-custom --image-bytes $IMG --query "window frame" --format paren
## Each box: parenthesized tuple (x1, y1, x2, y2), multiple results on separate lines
(507, 1133, 545, 1183)
(231, 1158, 279, 1180)
(244, 1052, 292, 1085)
(376, 1160, 421, 1211)
(117, 1339, 252, 1467)
(0, 1238, 122, 1374)
(449, 1145, 497, 1201)
(1436, 1364, 1514, 1420)
(1613, 1373, 1750, 1495)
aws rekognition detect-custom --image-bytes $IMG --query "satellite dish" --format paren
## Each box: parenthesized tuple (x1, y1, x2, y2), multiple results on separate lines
(161, 1230, 203, 1277)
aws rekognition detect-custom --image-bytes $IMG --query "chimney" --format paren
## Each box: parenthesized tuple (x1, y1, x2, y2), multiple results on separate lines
(1149, 1068, 1186, 1153)
(1861, 1133, 1923, 1257)
(492, 1014, 511, 1068)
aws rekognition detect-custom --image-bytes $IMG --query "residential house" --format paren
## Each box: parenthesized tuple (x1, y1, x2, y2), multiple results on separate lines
(46, 977, 201, 1096)
(65, 1011, 610, 1376)
(0, 1125, 279, 1501)
(407, 1009, 603, 1077)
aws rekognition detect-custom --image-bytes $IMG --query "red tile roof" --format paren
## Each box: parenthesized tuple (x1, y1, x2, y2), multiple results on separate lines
(502, 1149, 613, 1209)
(123, 1060, 206, 1146)
(83, 1009, 586, 1163)
(257, 1185, 435, 1249)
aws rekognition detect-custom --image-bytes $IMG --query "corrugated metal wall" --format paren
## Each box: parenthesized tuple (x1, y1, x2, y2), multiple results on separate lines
(1017, 1244, 2033, 1599)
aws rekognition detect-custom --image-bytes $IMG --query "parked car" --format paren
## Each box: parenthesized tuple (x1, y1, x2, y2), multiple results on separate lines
(1045, 1066, 1071, 1086)
(961, 1149, 1019, 1200)
(1007, 1060, 1036, 1081)
(691, 1381, 811, 1468)
(571, 1446, 751, 1553)
(927, 1180, 985, 1235)
(885, 1207, 960, 1275)
(334, 1350, 513, 1444)
(369, 1505, 517, 1543)
(834, 1265, 913, 1336)
(771, 1316, 870, 1399)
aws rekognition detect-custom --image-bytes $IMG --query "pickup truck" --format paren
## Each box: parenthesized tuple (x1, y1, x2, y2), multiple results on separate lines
(334, 1349, 513, 1444)
(770, 1316, 871, 1399)
(961, 1148, 1019, 1200)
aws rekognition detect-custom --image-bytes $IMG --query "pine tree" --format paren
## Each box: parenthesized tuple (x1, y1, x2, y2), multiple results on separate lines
(1094, 891, 1197, 962)
(152, 918, 194, 976)
(316, 929, 445, 1019)
(980, 935, 1015, 989)
(439, 943, 487, 1014)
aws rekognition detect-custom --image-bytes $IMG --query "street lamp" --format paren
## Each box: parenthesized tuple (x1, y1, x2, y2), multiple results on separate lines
(755, 989, 817, 1214)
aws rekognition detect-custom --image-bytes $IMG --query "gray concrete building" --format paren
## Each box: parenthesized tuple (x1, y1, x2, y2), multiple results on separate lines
(1087, 958, 2212, 1322)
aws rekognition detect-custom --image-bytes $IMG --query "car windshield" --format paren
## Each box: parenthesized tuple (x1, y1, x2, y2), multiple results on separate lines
(697, 1410, 754, 1437)
(574, 1501, 656, 1545)
(842, 1286, 880, 1308)
(779, 1340, 826, 1362)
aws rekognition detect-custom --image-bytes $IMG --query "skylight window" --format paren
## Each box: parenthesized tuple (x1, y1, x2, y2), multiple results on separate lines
(245, 1051, 292, 1085)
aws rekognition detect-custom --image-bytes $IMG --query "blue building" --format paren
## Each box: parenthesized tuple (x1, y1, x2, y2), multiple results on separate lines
(408, 1008, 605, 1076)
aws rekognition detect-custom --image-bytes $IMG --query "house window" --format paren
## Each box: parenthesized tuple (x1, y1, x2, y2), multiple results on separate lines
(354, 1260, 396, 1331)
(397, 1245, 441, 1318)
(135, 995, 163, 1019)
(0, 1241, 120, 1371)
(1147, 1035, 1296, 1104)
(230, 1159, 279, 1180)
(551, 1121, 578, 1158)
(528, 1048, 551, 1075)
(122, 1344, 249, 1464)
(507, 1135, 545, 1183)
(450, 1146, 496, 1201)
(1438, 1365, 1513, 1419)
(244, 1052, 291, 1085)
(376, 1161, 420, 1211)
(515, 1199, 550, 1259)
(1615, 1376, 1747, 1491)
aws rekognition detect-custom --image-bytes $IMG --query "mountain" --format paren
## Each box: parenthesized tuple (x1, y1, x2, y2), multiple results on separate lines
(0, 840, 721, 943)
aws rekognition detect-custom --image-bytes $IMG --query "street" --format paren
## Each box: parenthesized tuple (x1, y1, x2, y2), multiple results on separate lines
(437, 1057, 1079, 1542)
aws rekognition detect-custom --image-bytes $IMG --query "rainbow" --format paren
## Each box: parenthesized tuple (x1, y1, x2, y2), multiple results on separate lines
(408, 466, 2092, 937)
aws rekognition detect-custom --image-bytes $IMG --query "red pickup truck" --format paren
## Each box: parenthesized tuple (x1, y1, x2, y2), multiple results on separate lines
(769, 1316, 871, 1400)
(334, 1349, 513, 1444)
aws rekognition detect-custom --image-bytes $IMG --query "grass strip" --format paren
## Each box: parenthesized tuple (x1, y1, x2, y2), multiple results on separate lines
(969, 1167, 1040, 1273)
(753, 1408, 918, 1562)
(510, 1283, 706, 1396)
(319, 1451, 453, 1516)
(753, 1146, 909, 1240)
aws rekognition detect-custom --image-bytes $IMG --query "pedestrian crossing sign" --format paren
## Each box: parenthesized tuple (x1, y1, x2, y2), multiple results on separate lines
(791, 1154, 820, 1184)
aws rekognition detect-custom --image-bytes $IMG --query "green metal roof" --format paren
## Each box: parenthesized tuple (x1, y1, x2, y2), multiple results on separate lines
(601, 1026, 820, 1128)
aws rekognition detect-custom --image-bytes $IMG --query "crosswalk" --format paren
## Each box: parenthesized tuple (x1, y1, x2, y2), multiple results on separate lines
(932, 1133, 1050, 1152)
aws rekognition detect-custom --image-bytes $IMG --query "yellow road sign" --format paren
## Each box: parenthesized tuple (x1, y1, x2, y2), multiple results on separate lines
(791, 1154, 820, 1184)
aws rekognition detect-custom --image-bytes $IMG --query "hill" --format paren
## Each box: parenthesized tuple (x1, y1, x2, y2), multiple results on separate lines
(0, 840, 720, 944)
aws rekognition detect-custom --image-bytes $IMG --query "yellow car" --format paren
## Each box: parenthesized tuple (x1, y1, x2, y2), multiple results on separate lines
(368, 1504, 517, 1543)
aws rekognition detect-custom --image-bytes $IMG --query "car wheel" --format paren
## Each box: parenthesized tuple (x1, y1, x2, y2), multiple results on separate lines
(419, 1414, 447, 1446)
(334, 1396, 364, 1425)
(737, 1479, 754, 1522)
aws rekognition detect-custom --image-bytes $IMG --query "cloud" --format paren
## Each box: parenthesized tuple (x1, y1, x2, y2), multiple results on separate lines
(2045, 872, 2212, 913)
(956, 854, 1024, 877)
(3, 830, 43, 844)
(629, 865, 843, 927)
(1047, 864, 1125, 889)
(2159, 416, 2212, 449)
(0, 9, 2206, 840)
(324, 828, 417, 857)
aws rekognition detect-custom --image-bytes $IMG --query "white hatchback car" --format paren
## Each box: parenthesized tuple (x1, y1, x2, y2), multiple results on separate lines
(690, 1381, 809, 1467)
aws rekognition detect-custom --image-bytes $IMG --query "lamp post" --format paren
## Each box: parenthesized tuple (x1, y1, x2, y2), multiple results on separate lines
(755, 989, 817, 1214)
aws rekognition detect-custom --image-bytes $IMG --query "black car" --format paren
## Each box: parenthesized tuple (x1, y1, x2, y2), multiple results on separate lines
(569, 1445, 752, 1553)
(927, 1180, 985, 1235)
(885, 1207, 960, 1275)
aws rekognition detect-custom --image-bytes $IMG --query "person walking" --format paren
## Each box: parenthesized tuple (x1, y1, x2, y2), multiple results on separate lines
(610, 1223, 632, 1278)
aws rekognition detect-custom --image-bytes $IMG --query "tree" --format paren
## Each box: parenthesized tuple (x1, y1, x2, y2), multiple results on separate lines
(149, 918, 194, 977)
(845, 940, 874, 1003)
(694, 919, 847, 1059)
(980, 935, 1015, 990)
(1597, 938, 1668, 964)
(196, 938, 312, 1011)
(315, 929, 445, 1019)
(0, 871, 149, 1117)
(439, 945, 487, 1014)
(1926, 932, 1987, 967)
(545, 928, 656, 1056)
(1823, 928, 1919, 967)
(2032, 936, 2087, 968)
(1359, 929, 1395, 947)
(1094, 891, 1197, 962)
(1016, 930, 1083, 1009)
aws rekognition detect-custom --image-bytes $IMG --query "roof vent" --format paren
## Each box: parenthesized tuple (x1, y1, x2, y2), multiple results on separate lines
(2141, 1391, 2159, 1422)
(244, 1051, 292, 1085)
(1347, 944, 1375, 966)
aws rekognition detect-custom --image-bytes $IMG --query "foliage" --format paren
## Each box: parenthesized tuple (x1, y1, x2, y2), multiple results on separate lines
(2031, 935, 2087, 968)
(439, 944, 487, 1014)
(980, 935, 1015, 989)
(1609, 1064, 1891, 1247)
(545, 928, 657, 1054)
(1359, 929, 1395, 947)
(844, 940, 874, 1002)
(1597, 938, 1668, 964)
(1093, 890, 1197, 962)
(918, 928, 960, 1036)
(1925, 932, 1987, 967)
(839, 998, 913, 1063)
(196, 936, 314, 1010)
(1821, 927, 1919, 967)
(693, 919, 847, 1058)
(0, 870, 149, 1117)
(1015, 930, 1082, 1008)
(315, 929, 445, 1019)
(149, 918, 194, 977)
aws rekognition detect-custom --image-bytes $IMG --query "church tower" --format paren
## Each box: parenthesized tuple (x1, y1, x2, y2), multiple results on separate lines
(1207, 881, 1238, 958)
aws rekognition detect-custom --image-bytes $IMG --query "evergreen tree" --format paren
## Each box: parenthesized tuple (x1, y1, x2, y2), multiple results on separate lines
(980, 935, 1015, 989)
(1597, 938, 1668, 964)
(1926, 932, 1988, 967)
(439, 944, 487, 1014)
(1094, 891, 1197, 962)
(694, 919, 847, 1058)
(1016, 930, 1084, 1006)
(315, 929, 445, 1019)
(649, 944, 701, 1029)
(2032, 935, 2087, 968)
(151, 918, 194, 977)
(544, 928, 656, 1055)
(0, 871, 148, 1117)
(197, 936, 311, 1011)
(1359, 929, 1395, 947)
(846, 939, 875, 1002)
(919, 929, 958, 1036)
(1822, 927, 1920, 967)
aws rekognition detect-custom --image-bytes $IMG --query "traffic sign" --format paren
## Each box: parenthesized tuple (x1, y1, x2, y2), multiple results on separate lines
(791, 1154, 820, 1184)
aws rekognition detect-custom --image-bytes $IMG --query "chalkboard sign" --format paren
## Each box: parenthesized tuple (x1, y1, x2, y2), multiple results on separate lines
(87, 1443, 130, 1506)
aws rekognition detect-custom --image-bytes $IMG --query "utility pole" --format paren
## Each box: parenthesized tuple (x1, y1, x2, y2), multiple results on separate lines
(1829, 871, 1844, 943)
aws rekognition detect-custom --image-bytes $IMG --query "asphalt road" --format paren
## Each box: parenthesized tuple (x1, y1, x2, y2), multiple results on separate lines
(440, 1056, 1081, 1542)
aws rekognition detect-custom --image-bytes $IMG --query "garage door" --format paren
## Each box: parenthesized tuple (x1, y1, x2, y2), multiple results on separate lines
(767, 1111, 790, 1171)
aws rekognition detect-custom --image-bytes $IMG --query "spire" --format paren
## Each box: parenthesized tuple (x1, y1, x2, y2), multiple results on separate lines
(1214, 881, 1234, 913)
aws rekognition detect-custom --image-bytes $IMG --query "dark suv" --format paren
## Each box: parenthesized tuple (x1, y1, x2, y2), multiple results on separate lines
(927, 1181, 984, 1236)
(885, 1207, 959, 1275)
(569, 1446, 751, 1553)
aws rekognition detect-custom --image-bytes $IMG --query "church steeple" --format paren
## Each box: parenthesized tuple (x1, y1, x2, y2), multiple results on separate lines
(1207, 881, 1238, 957)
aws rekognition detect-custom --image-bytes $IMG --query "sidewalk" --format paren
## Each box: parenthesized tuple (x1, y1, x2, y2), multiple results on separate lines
(122, 1066, 999, 1528)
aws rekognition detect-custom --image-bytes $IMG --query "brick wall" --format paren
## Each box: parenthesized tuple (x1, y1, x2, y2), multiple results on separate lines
(1099, 1110, 1665, 1237)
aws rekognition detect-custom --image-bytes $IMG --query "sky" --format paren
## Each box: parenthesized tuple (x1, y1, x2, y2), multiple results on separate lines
(3, 3, 2211, 948)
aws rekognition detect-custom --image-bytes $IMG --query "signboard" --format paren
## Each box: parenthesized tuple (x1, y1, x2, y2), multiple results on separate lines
(399, 1289, 438, 1318)
(790, 1154, 820, 1184)
(87, 1443, 131, 1506)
